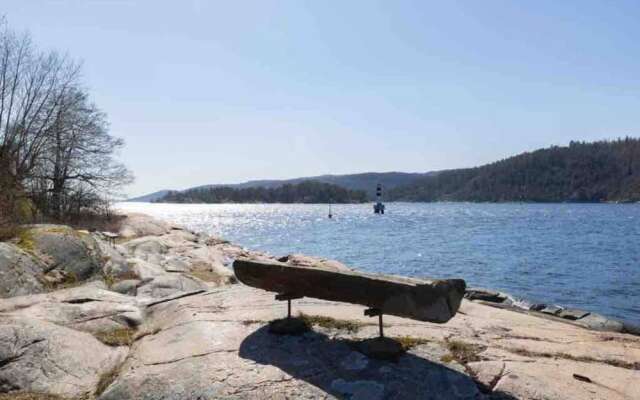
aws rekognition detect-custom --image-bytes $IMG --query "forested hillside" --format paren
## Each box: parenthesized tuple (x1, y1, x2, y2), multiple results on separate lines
(156, 181, 367, 204)
(388, 138, 640, 203)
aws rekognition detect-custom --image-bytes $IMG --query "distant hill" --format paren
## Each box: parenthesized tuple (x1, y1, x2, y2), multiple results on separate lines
(157, 181, 367, 204)
(191, 172, 434, 198)
(388, 138, 640, 203)
(127, 190, 171, 202)
(128, 172, 432, 202)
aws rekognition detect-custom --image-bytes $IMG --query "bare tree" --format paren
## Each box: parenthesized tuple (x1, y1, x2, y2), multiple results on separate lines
(0, 19, 79, 190)
(38, 88, 133, 219)
(0, 19, 133, 223)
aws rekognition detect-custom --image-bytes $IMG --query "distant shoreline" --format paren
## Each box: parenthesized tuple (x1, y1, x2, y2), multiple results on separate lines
(128, 200, 639, 205)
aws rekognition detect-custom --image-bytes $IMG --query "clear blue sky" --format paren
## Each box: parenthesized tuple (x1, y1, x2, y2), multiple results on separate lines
(4, 1, 640, 196)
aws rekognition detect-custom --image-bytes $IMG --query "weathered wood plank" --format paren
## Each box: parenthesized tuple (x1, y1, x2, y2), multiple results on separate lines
(233, 258, 466, 323)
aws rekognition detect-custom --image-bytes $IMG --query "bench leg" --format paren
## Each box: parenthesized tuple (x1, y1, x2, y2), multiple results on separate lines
(365, 308, 384, 338)
(275, 293, 303, 319)
(270, 294, 307, 335)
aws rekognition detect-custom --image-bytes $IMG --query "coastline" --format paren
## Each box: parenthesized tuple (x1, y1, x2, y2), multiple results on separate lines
(0, 212, 638, 399)
(129, 207, 640, 335)
(118, 202, 640, 329)
(162, 208, 640, 334)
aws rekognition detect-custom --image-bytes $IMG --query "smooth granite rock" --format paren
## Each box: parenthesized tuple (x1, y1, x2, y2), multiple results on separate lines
(98, 240, 132, 279)
(29, 225, 102, 280)
(0, 316, 127, 398)
(0, 284, 145, 335)
(118, 213, 172, 238)
(111, 279, 142, 296)
(96, 286, 489, 400)
(122, 230, 235, 287)
(575, 313, 625, 332)
(2, 214, 638, 400)
(2, 276, 638, 400)
(0, 243, 45, 298)
(136, 274, 209, 298)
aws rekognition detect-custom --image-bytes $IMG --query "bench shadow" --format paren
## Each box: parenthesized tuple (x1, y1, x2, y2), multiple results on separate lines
(239, 324, 518, 399)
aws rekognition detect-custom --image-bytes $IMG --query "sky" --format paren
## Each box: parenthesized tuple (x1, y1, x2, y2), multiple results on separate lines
(3, 1, 640, 196)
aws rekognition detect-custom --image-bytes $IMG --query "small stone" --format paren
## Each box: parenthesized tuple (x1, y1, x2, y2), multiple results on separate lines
(465, 288, 507, 303)
(357, 337, 405, 360)
(540, 305, 563, 315)
(529, 303, 547, 311)
(268, 317, 309, 335)
(576, 313, 624, 332)
(557, 308, 590, 321)
(111, 279, 141, 296)
(623, 322, 640, 335)
(163, 257, 190, 272)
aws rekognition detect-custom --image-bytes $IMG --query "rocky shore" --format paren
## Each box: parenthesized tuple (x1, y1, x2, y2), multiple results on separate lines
(0, 213, 638, 400)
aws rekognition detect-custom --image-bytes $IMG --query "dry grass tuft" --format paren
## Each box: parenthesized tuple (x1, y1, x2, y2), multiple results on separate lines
(189, 270, 224, 283)
(53, 272, 79, 290)
(392, 336, 430, 350)
(241, 319, 264, 326)
(298, 312, 374, 333)
(441, 340, 486, 364)
(40, 271, 80, 291)
(40, 226, 74, 235)
(508, 347, 639, 370)
(103, 270, 140, 288)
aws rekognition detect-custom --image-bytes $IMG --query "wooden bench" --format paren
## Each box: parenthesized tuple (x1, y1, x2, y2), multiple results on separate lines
(233, 258, 466, 338)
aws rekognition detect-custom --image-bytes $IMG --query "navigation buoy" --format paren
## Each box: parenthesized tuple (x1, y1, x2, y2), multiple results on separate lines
(374, 183, 385, 214)
(328, 202, 333, 219)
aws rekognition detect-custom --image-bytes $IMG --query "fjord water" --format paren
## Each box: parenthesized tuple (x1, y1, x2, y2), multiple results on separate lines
(118, 202, 640, 325)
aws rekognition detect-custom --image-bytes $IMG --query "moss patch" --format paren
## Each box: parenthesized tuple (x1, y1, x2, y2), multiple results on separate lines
(298, 312, 374, 333)
(441, 340, 486, 364)
(16, 228, 36, 253)
(94, 327, 136, 347)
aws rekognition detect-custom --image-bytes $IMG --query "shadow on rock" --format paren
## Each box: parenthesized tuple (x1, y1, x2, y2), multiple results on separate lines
(239, 325, 517, 400)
